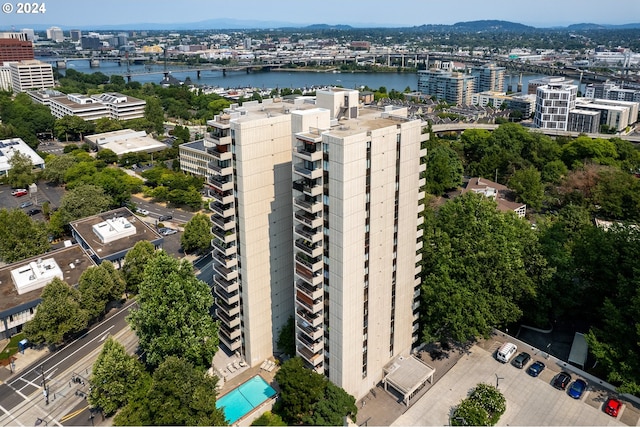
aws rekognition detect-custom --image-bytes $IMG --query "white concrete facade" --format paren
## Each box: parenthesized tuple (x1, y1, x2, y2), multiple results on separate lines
(293, 89, 426, 400)
(9, 60, 54, 92)
(533, 82, 578, 130)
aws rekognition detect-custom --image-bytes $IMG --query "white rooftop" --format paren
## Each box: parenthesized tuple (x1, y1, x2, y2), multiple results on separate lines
(10, 258, 63, 295)
(84, 129, 167, 156)
(92, 216, 136, 244)
(0, 138, 45, 175)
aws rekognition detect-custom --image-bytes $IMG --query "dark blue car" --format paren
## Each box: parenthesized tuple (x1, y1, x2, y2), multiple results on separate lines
(527, 361, 545, 377)
(568, 379, 587, 399)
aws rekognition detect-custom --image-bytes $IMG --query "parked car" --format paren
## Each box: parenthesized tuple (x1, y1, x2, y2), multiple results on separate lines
(568, 379, 587, 399)
(159, 227, 177, 236)
(11, 189, 28, 197)
(604, 398, 622, 417)
(552, 372, 572, 390)
(512, 352, 531, 369)
(136, 208, 149, 216)
(496, 342, 517, 363)
(158, 214, 173, 222)
(26, 208, 41, 216)
(20, 201, 33, 208)
(527, 361, 545, 377)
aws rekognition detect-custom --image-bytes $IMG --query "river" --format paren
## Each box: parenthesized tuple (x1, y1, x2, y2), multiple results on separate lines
(51, 59, 552, 93)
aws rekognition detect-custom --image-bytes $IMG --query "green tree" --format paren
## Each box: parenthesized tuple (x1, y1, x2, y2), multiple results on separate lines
(94, 117, 124, 134)
(276, 316, 296, 357)
(23, 278, 89, 346)
(0, 208, 51, 263)
(122, 240, 157, 295)
(7, 151, 35, 189)
(274, 357, 356, 425)
(591, 168, 640, 221)
(127, 251, 219, 369)
(78, 262, 125, 321)
(172, 125, 191, 144)
(451, 383, 505, 426)
(96, 148, 119, 165)
(144, 97, 165, 135)
(423, 143, 463, 196)
(181, 213, 212, 254)
(89, 337, 150, 417)
(252, 411, 287, 426)
(49, 185, 113, 236)
(421, 192, 550, 343)
(115, 357, 226, 426)
(508, 166, 544, 210)
(54, 115, 96, 141)
(561, 136, 618, 168)
(41, 154, 78, 185)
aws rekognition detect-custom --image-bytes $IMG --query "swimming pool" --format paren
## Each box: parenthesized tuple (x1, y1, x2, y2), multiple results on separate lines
(216, 375, 277, 424)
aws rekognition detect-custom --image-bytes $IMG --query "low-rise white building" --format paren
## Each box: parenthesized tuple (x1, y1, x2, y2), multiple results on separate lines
(49, 92, 146, 121)
(84, 129, 168, 156)
(0, 138, 45, 177)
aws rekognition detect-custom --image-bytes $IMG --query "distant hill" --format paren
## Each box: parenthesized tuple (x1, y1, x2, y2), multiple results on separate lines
(568, 22, 640, 30)
(304, 24, 354, 30)
(451, 20, 535, 32)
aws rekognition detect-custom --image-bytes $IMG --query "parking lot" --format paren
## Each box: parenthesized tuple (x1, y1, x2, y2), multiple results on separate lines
(391, 337, 635, 426)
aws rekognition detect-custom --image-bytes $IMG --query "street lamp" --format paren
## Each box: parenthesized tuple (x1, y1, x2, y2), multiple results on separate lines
(40, 365, 49, 405)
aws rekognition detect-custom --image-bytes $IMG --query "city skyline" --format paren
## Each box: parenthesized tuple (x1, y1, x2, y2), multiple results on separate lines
(1, 0, 640, 29)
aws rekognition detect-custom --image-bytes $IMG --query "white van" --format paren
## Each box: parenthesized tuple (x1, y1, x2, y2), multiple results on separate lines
(496, 342, 517, 363)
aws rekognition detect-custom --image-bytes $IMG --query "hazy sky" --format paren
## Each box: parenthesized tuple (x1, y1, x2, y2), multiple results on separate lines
(2, 0, 639, 28)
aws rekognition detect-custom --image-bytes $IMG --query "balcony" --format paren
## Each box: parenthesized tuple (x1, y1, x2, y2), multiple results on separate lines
(293, 225, 322, 244)
(296, 332, 323, 353)
(208, 161, 233, 176)
(295, 239, 322, 258)
(213, 262, 238, 281)
(296, 290, 322, 313)
(211, 215, 236, 231)
(208, 176, 233, 192)
(217, 299, 240, 318)
(295, 254, 323, 273)
(214, 285, 240, 305)
(293, 165, 322, 180)
(206, 146, 232, 161)
(293, 179, 322, 197)
(297, 320, 323, 341)
(214, 274, 239, 294)
(297, 308, 323, 328)
(214, 253, 237, 269)
(296, 279, 323, 300)
(219, 322, 242, 340)
(297, 345, 323, 366)
(210, 189, 234, 205)
(210, 202, 234, 217)
(212, 239, 236, 256)
(294, 211, 322, 229)
(293, 145, 322, 162)
(216, 307, 241, 328)
(294, 196, 322, 214)
(219, 330, 242, 352)
(295, 265, 323, 286)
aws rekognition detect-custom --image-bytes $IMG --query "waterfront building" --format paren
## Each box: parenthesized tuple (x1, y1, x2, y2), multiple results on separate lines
(0, 37, 34, 63)
(417, 69, 475, 105)
(292, 88, 426, 399)
(573, 98, 638, 132)
(46, 26, 64, 43)
(584, 81, 640, 104)
(470, 63, 506, 93)
(533, 81, 578, 130)
(8, 60, 54, 92)
(527, 76, 574, 95)
(567, 110, 601, 134)
(70, 29, 82, 42)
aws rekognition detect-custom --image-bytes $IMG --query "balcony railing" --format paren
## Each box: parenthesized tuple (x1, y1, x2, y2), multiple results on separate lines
(293, 165, 322, 179)
(294, 225, 322, 243)
(296, 279, 323, 300)
(297, 345, 323, 365)
(294, 211, 322, 228)
(216, 308, 241, 328)
(297, 308, 323, 327)
(295, 239, 322, 258)
(214, 274, 239, 293)
(208, 177, 233, 192)
(295, 254, 322, 272)
(297, 320, 323, 341)
(293, 179, 321, 196)
(294, 196, 322, 214)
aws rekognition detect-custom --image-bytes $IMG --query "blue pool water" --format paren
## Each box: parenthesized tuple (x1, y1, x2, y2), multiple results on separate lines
(216, 375, 277, 424)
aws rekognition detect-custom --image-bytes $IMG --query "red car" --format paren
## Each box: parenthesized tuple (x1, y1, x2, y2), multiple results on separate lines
(11, 189, 28, 197)
(605, 398, 622, 417)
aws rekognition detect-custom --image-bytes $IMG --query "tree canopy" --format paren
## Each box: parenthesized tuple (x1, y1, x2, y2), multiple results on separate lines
(181, 213, 213, 254)
(421, 192, 550, 343)
(78, 262, 125, 321)
(274, 357, 357, 425)
(127, 251, 219, 369)
(23, 278, 89, 346)
(122, 240, 157, 295)
(7, 151, 35, 189)
(0, 208, 50, 263)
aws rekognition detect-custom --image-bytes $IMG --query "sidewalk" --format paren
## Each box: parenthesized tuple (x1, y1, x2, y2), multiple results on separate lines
(0, 345, 50, 384)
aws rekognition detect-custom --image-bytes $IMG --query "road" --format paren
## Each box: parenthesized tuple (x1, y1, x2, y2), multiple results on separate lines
(0, 301, 137, 427)
(131, 194, 196, 224)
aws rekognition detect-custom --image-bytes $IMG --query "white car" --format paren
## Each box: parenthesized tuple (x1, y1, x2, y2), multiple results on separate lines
(136, 208, 149, 216)
(159, 227, 177, 236)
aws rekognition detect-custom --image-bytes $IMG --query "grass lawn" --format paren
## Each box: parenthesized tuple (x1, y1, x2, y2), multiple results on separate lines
(0, 333, 25, 362)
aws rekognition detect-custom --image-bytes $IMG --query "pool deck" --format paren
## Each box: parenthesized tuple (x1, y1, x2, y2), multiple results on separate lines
(217, 359, 280, 398)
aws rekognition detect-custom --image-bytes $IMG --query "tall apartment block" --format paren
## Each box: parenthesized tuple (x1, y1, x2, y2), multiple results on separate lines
(470, 63, 506, 93)
(206, 98, 324, 367)
(533, 80, 578, 130)
(417, 69, 475, 105)
(292, 89, 426, 399)
(9, 60, 54, 92)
